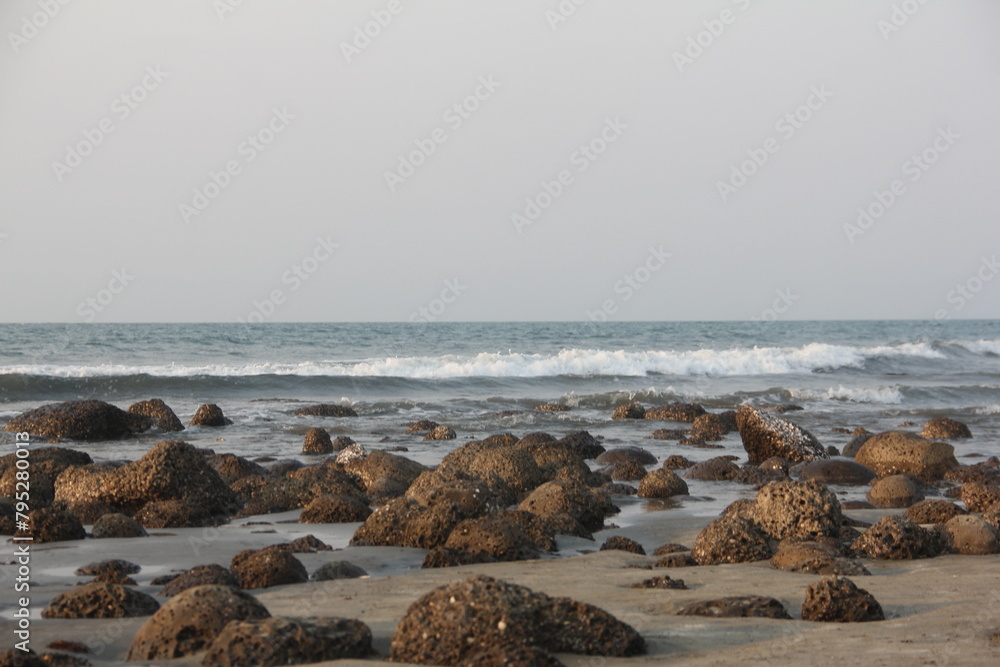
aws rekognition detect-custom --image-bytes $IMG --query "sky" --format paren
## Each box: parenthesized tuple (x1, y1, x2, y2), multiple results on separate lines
(1, 0, 998, 323)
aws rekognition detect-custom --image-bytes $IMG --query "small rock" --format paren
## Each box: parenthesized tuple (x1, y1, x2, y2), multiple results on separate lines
(921, 417, 972, 439)
(867, 475, 924, 509)
(230, 546, 308, 589)
(944, 515, 1000, 555)
(644, 402, 706, 422)
(161, 564, 239, 597)
(421, 546, 499, 569)
(293, 404, 358, 418)
(637, 468, 689, 499)
(600, 536, 645, 554)
(405, 420, 439, 432)
(677, 596, 791, 619)
(691, 515, 774, 565)
(596, 447, 656, 466)
(424, 425, 456, 440)
(631, 575, 685, 589)
(42, 582, 159, 619)
(801, 576, 884, 622)
(960, 481, 1000, 513)
(302, 428, 333, 455)
(128, 399, 184, 432)
(16, 508, 85, 544)
(189, 404, 232, 427)
(535, 404, 570, 412)
(904, 499, 967, 525)
(854, 431, 958, 481)
(795, 458, 876, 486)
(299, 495, 372, 524)
(75, 559, 140, 578)
(91, 513, 148, 538)
(735, 405, 826, 464)
(200, 616, 374, 665)
(612, 403, 646, 420)
(662, 455, 694, 469)
(312, 561, 368, 581)
(852, 515, 942, 560)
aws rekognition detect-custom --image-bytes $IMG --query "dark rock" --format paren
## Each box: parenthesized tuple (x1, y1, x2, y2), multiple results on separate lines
(440, 443, 544, 496)
(770, 540, 870, 576)
(654, 553, 696, 568)
(424, 425, 456, 440)
(603, 461, 647, 482)
(460, 644, 564, 666)
(596, 447, 657, 466)
(612, 402, 646, 419)
(650, 429, 688, 441)
(867, 474, 924, 508)
(0, 649, 46, 666)
(421, 546, 498, 569)
(3, 400, 151, 441)
(662, 455, 694, 470)
(42, 582, 159, 619)
(206, 453, 267, 485)
(690, 413, 729, 441)
(736, 405, 826, 464)
(137, 499, 227, 529)
(983, 502, 1000, 531)
(603, 482, 638, 495)
(45, 640, 90, 654)
(389, 575, 645, 664)
(904, 499, 966, 524)
(444, 513, 543, 561)
(691, 515, 774, 565)
(292, 404, 358, 418)
(16, 508, 85, 543)
(854, 431, 958, 481)
(652, 543, 690, 556)
(311, 561, 368, 581)
(286, 534, 332, 552)
(554, 431, 605, 459)
(801, 576, 884, 622)
(796, 458, 876, 486)
(406, 419, 439, 432)
(91, 513, 148, 538)
(535, 403, 570, 412)
(518, 480, 617, 532)
(75, 559, 139, 577)
(161, 564, 239, 596)
(842, 434, 872, 458)
(341, 450, 427, 500)
(201, 616, 374, 666)
(128, 399, 184, 432)
(921, 417, 972, 439)
(644, 402, 706, 422)
(960, 482, 1000, 513)
(406, 471, 506, 518)
(189, 404, 232, 427)
(302, 428, 333, 455)
(945, 462, 1000, 486)
(759, 456, 790, 474)
(631, 575, 685, 590)
(300, 495, 372, 523)
(637, 468, 688, 499)
(600, 536, 645, 554)
(852, 515, 942, 560)
(127, 585, 270, 660)
(351, 497, 462, 549)
(516, 432, 556, 448)
(751, 480, 844, 541)
(944, 515, 1000, 555)
(677, 596, 791, 619)
(231, 546, 308, 589)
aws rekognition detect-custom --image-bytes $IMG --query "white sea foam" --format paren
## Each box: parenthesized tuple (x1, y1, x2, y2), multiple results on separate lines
(954, 339, 1000, 356)
(790, 385, 904, 404)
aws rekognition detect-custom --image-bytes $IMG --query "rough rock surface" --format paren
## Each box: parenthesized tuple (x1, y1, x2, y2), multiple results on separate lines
(188, 403, 232, 427)
(554, 431, 606, 459)
(644, 402, 706, 422)
(231, 547, 308, 589)
(518, 480, 617, 532)
(351, 497, 462, 549)
(801, 576, 884, 622)
(299, 495, 372, 524)
(127, 585, 270, 660)
(751, 480, 844, 541)
(600, 536, 646, 554)
(736, 405, 826, 464)
(443, 513, 544, 561)
(867, 474, 924, 509)
(637, 468, 689, 499)
(677, 596, 791, 619)
(421, 546, 499, 569)
(424, 425, 457, 440)
(200, 616, 373, 666)
(75, 559, 140, 577)
(341, 450, 427, 499)
(293, 404, 358, 418)
(91, 513, 149, 538)
(943, 515, 1000, 555)
(852, 515, 942, 560)
(42, 582, 159, 619)
(612, 402, 646, 419)
(3, 400, 151, 440)
(206, 453, 267, 485)
(795, 458, 876, 486)
(596, 447, 657, 466)
(128, 399, 184, 432)
(161, 564, 240, 597)
(312, 561, 368, 581)
(770, 540, 870, 576)
(854, 431, 959, 481)
(904, 499, 967, 525)
(921, 417, 972, 439)
(389, 575, 645, 664)
(960, 482, 1000, 513)
(16, 508, 85, 543)
(691, 515, 774, 565)
(302, 428, 333, 455)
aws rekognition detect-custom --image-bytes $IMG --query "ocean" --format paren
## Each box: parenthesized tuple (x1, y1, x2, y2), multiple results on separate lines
(2, 320, 998, 518)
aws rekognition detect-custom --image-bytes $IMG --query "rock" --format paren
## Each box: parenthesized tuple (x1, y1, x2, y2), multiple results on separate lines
(91, 513, 148, 538)
(161, 564, 239, 596)
(904, 499, 967, 525)
(189, 404, 232, 427)
(960, 482, 1000, 513)
(302, 428, 333, 455)
(684, 457, 776, 484)
(441, 443, 544, 496)
(389, 575, 645, 664)
(944, 515, 1000, 555)
(852, 515, 942, 560)
(921, 417, 972, 439)
(127, 585, 271, 660)
(128, 399, 184, 432)
(751, 480, 844, 540)
(760, 456, 790, 474)
(535, 403, 570, 412)
(4, 400, 151, 441)
(662, 455, 694, 470)
(351, 497, 462, 549)
(801, 576, 884, 622)
(984, 502, 1000, 531)
(137, 499, 227, 529)
(335, 442, 366, 465)
(16, 508, 85, 543)
(341, 450, 427, 499)
(655, 553, 697, 568)
(424, 425, 456, 440)
(200, 616, 374, 666)
(854, 431, 959, 481)
(286, 534, 332, 553)
(293, 404, 358, 418)
(406, 471, 506, 518)
(691, 515, 774, 565)
(75, 559, 140, 577)
(770, 540, 870, 576)
(460, 645, 564, 666)
(795, 458, 876, 485)
(677, 596, 791, 619)
(631, 575, 685, 589)
(945, 462, 1000, 485)
(603, 461, 647, 482)
(299, 494, 372, 523)
(637, 468, 689, 499)
(312, 561, 368, 581)
(231, 546, 308, 589)
(554, 431, 605, 459)
(600, 536, 645, 554)
(206, 453, 267, 485)
(406, 420, 439, 432)
(689, 413, 729, 441)
(421, 546, 499, 569)
(650, 428, 687, 441)
(842, 434, 872, 458)
(596, 447, 657, 466)
(519, 480, 617, 532)
(644, 402, 706, 422)
(444, 513, 543, 561)
(735, 405, 827, 464)
(867, 474, 924, 508)
(612, 402, 646, 419)
(0, 650, 46, 666)
(42, 582, 159, 619)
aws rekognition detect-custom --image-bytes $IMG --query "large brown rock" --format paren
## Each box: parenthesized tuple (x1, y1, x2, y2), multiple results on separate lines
(854, 431, 958, 481)
(801, 576, 884, 622)
(943, 515, 1000, 555)
(128, 399, 184, 432)
(852, 515, 942, 560)
(677, 596, 791, 619)
(795, 458, 876, 486)
(554, 430, 605, 459)
(405, 470, 505, 518)
(637, 468, 689, 499)
(389, 575, 645, 664)
(867, 474, 924, 509)
(201, 616, 374, 666)
(301, 428, 333, 455)
(351, 497, 461, 549)
(960, 482, 1000, 513)
(735, 405, 826, 464)
(127, 585, 270, 660)
(518, 480, 617, 532)
(751, 480, 844, 541)
(770, 540, 870, 576)
(644, 402, 706, 422)
(230, 546, 308, 589)
(690, 413, 730, 440)
(904, 499, 966, 525)
(299, 494, 372, 523)
(161, 564, 239, 597)
(440, 443, 544, 496)
(42, 582, 158, 619)
(91, 513, 148, 538)
(920, 417, 972, 439)
(189, 403, 232, 427)
(3, 400, 151, 440)
(443, 513, 545, 561)
(16, 507, 85, 543)
(612, 402, 646, 419)
(206, 453, 267, 485)
(596, 447, 657, 466)
(691, 515, 774, 565)
(341, 450, 427, 499)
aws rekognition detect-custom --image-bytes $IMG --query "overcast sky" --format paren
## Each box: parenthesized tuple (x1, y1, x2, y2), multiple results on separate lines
(1, 0, 998, 322)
